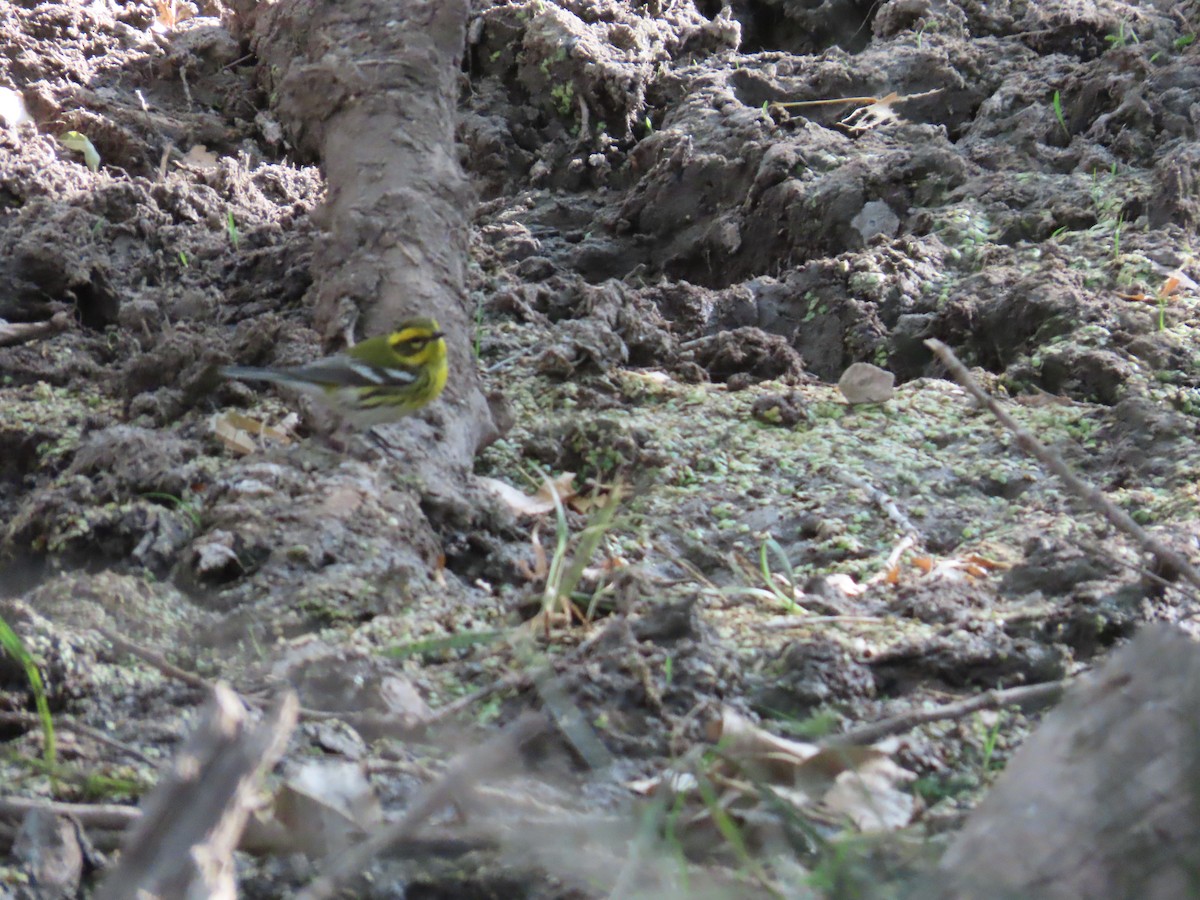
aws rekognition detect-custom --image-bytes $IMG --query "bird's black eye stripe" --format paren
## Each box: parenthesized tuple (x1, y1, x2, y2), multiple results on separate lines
(403, 338, 428, 353)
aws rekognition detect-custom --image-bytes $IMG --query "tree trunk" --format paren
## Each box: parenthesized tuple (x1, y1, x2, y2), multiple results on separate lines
(235, 0, 494, 470)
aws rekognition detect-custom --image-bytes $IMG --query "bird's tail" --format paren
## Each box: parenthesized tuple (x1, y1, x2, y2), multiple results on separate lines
(218, 365, 297, 386)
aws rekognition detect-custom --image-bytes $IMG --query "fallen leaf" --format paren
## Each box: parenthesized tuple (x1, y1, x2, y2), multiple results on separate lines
(480, 472, 577, 517)
(840, 92, 902, 132)
(627, 771, 698, 796)
(516, 524, 549, 581)
(825, 573, 866, 596)
(151, 0, 195, 32)
(911, 554, 1004, 581)
(271, 760, 381, 855)
(210, 411, 294, 455)
(706, 706, 821, 780)
(822, 756, 916, 832)
(380, 675, 433, 729)
(1119, 271, 1195, 304)
(180, 144, 220, 170)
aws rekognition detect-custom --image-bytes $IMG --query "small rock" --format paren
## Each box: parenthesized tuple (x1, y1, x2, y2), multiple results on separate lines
(192, 531, 242, 580)
(838, 362, 895, 403)
(851, 200, 900, 244)
(0, 86, 32, 127)
(13, 808, 84, 896)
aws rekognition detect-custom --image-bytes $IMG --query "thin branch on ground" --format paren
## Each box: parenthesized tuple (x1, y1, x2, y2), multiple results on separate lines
(752, 615, 886, 630)
(925, 338, 1200, 596)
(832, 678, 1072, 746)
(0, 711, 158, 767)
(832, 469, 922, 542)
(96, 626, 222, 696)
(0, 796, 140, 831)
(0, 311, 72, 347)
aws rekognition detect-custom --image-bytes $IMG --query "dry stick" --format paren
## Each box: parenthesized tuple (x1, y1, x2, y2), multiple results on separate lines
(96, 626, 220, 696)
(925, 338, 1200, 595)
(0, 311, 72, 347)
(296, 712, 550, 900)
(753, 615, 886, 630)
(0, 796, 140, 831)
(772, 87, 943, 110)
(833, 469, 920, 540)
(832, 678, 1071, 746)
(0, 711, 158, 768)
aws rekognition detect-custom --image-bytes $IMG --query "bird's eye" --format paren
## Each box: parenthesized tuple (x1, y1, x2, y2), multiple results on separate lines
(406, 338, 428, 353)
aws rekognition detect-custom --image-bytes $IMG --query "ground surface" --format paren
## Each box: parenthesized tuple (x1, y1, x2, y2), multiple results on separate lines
(1, 0, 1200, 896)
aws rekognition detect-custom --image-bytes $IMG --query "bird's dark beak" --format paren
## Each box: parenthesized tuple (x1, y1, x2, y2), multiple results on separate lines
(432, 331, 446, 340)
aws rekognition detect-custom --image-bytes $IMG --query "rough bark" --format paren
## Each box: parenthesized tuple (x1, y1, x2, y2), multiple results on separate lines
(238, 0, 495, 469)
(939, 626, 1200, 899)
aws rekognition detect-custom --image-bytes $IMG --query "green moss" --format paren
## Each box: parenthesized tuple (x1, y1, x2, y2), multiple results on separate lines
(550, 81, 575, 118)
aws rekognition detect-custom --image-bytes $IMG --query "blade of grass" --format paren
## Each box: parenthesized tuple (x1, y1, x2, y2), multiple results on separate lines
(0, 616, 56, 772)
(382, 630, 505, 660)
(1052, 90, 1069, 139)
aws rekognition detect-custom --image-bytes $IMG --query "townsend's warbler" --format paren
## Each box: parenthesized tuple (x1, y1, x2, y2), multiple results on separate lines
(219, 317, 448, 427)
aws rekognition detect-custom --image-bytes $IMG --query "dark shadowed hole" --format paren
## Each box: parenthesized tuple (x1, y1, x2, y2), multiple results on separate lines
(74, 276, 120, 329)
(732, 0, 879, 54)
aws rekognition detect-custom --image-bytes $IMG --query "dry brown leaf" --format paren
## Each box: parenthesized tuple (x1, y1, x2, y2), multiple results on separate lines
(627, 771, 698, 797)
(910, 553, 1004, 581)
(479, 472, 577, 517)
(516, 524, 549, 581)
(822, 756, 916, 832)
(380, 675, 433, 730)
(825, 573, 866, 596)
(152, 0, 177, 29)
(841, 92, 902, 132)
(706, 706, 821, 781)
(1119, 271, 1194, 303)
(210, 411, 294, 455)
(180, 144, 220, 170)
(152, 1, 197, 32)
(270, 760, 382, 855)
(836, 88, 943, 133)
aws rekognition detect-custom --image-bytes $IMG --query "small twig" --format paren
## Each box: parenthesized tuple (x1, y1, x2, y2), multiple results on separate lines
(0, 796, 139, 831)
(0, 711, 158, 767)
(875, 533, 918, 578)
(1067, 534, 1180, 592)
(96, 627, 221, 697)
(0, 311, 73, 347)
(222, 53, 255, 71)
(297, 712, 550, 900)
(772, 87, 943, 110)
(178, 64, 193, 109)
(752, 615, 886, 630)
(832, 678, 1071, 746)
(833, 470, 921, 541)
(925, 338, 1200, 595)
